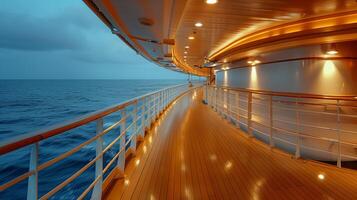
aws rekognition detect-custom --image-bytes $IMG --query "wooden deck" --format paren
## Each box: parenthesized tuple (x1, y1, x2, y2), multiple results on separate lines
(104, 88, 357, 200)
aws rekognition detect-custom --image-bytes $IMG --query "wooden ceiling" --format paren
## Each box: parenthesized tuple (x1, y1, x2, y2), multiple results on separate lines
(175, 0, 357, 67)
(85, 0, 357, 76)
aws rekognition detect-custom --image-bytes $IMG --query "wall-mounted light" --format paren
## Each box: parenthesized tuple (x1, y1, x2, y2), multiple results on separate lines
(195, 22, 203, 27)
(188, 36, 195, 40)
(247, 59, 261, 66)
(322, 43, 338, 57)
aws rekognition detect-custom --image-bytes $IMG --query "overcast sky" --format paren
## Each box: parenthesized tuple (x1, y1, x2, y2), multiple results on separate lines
(0, 0, 186, 79)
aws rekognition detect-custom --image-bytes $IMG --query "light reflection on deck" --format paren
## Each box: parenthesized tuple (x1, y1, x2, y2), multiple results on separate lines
(104, 88, 357, 200)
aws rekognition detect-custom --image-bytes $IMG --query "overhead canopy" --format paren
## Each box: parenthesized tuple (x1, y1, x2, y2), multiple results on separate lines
(84, 0, 357, 76)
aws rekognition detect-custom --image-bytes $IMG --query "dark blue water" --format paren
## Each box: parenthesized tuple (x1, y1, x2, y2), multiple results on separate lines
(0, 79, 186, 199)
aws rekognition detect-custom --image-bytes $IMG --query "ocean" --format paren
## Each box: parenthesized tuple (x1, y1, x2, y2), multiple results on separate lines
(0, 79, 187, 199)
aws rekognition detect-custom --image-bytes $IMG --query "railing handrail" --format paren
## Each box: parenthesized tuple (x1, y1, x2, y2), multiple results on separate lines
(206, 85, 357, 169)
(214, 85, 357, 101)
(0, 83, 188, 155)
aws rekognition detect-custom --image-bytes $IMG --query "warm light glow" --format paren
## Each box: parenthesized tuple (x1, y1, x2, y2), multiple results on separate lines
(150, 194, 155, 200)
(181, 164, 186, 172)
(149, 136, 152, 144)
(206, 0, 218, 4)
(209, 154, 217, 161)
(248, 59, 261, 66)
(224, 161, 233, 170)
(188, 36, 195, 40)
(143, 145, 147, 153)
(124, 179, 130, 186)
(135, 159, 140, 166)
(184, 56, 187, 58)
(185, 46, 189, 49)
(184, 51, 188, 54)
(318, 173, 325, 180)
(251, 66, 257, 82)
(195, 22, 203, 27)
(224, 104, 227, 109)
(326, 50, 338, 55)
(323, 60, 336, 77)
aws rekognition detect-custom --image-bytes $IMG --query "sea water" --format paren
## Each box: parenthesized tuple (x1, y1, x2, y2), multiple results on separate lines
(0, 79, 187, 199)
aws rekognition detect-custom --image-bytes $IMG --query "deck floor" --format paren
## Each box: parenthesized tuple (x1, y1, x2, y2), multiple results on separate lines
(105, 88, 357, 200)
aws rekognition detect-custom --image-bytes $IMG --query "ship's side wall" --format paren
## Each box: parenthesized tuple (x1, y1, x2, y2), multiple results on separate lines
(216, 59, 357, 95)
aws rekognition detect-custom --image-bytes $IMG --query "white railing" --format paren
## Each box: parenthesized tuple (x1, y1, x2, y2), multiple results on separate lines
(0, 83, 200, 199)
(205, 85, 357, 168)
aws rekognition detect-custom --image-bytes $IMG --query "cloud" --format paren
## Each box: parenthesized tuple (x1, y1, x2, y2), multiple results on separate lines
(0, 11, 89, 51)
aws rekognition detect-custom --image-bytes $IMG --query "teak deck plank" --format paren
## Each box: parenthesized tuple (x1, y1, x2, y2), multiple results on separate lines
(105, 88, 357, 200)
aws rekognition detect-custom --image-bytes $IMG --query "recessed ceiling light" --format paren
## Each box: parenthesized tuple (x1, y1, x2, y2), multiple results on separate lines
(195, 22, 203, 27)
(247, 59, 261, 66)
(188, 36, 195, 40)
(206, 0, 218, 4)
(184, 51, 188, 54)
(184, 56, 187, 58)
(326, 50, 338, 55)
(185, 46, 190, 49)
(254, 60, 261, 64)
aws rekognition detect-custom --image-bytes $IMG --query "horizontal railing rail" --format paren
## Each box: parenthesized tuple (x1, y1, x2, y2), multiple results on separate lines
(205, 85, 357, 169)
(0, 83, 202, 199)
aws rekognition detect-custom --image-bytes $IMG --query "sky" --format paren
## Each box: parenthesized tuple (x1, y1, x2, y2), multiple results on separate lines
(0, 0, 187, 79)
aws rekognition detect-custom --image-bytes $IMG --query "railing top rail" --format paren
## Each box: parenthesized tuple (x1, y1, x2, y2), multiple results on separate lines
(213, 85, 357, 101)
(0, 83, 189, 155)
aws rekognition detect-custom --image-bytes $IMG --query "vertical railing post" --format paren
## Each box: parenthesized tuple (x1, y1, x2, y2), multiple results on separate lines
(295, 99, 301, 158)
(27, 143, 39, 200)
(247, 92, 253, 137)
(117, 110, 126, 174)
(131, 101, 138, 152)
(161, 91, 164, 112)
(205, 85, 208, 104)
(140, 98, 146, 136)
(149, 95, 153, 125)
(215, 88, 218, 111)
(219, 89, 222, 115)
(237, 92, 240, 125)
(269, 95, 274, 147)
(337, 100, 342, 168)
(146, 96, 150, 128)
(227, 90, 230, 120)
(156, 93, 159, 119)
(92, 118, 104, 200)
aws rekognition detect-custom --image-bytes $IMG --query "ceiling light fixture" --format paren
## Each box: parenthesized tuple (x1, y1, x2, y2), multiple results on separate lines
(322, 43, 338, 57)
(326, 50, 338, 55)
(188, 36, 195, 40)
(184, 51, 188, 54)
(247, 59, 261, 66)
(206, 0, 218, 4)
(185, 46, 190, 49)
(195, 22, 203, 27)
